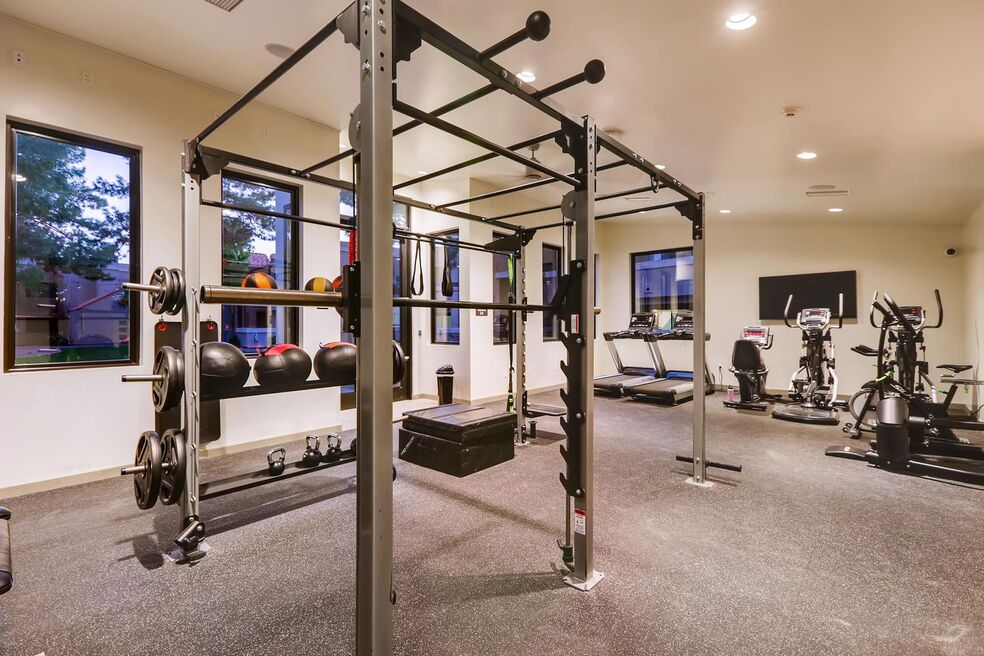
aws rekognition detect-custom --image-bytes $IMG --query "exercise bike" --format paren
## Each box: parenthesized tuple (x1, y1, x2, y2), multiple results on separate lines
(772, 294, 843, 426)
(826, 293, 984, 483)
(724, 326, 781, 411)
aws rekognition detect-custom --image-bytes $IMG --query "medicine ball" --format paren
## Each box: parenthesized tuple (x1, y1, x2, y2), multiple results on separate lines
(254, 344, 312, 388)
(314, 342, 357, 385)
(305, 276, 333, 292)
(200, 341, 251, 396)
(242, 272, 277, 289)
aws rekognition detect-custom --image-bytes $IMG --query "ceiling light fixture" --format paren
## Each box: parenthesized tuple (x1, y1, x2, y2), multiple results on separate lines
(655, 164, 666, 170)
(719, 209, 732, 214)
(417, 170, 429, 175)
(264, 43, 296, 59)
(516, 70, 536, 83)
(797, 151, 818, 160)
(726, 12, 757, 30)
(12, 173, 26, 182)
(828, 208, 844, 213)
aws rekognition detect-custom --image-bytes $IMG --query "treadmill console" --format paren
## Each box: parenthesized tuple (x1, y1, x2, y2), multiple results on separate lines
(671, 312, 694, 335)
(628, 313, 656, 331)
(740, 326, 770, 345)
(798, 308, 831, 331)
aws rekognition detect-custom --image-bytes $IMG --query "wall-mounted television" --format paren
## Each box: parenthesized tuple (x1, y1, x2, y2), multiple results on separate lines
(758, 270, 857, 320)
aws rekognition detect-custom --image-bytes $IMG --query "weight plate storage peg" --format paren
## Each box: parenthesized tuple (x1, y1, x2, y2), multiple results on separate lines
(159, 429, 187, 505)
(129, 431, 164, 510)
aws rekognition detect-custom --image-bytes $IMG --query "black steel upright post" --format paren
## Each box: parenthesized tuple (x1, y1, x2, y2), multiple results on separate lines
(355, 0, 394, 653)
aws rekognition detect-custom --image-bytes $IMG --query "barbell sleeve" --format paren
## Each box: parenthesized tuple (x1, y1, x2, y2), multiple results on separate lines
(121, 465, 147, 476)
(121, 282, 162, 294)
(121, 374, 165, 383)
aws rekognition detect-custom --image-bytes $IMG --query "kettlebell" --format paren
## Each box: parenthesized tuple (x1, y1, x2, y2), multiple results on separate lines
(301, 435, 322, 467)
(322, 433, 343, 463)
(267, 447, 287, 476)
(349, 437, 357, 455)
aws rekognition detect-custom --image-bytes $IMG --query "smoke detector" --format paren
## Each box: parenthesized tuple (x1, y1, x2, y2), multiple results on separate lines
(204, 0, 245, 11)
(781, 106, 801, 118)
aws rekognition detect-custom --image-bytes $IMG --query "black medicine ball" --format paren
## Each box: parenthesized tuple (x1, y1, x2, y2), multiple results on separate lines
(254, 344, 312, 388)
(314, 342, 358, 385)
(200, 341, 251, 396)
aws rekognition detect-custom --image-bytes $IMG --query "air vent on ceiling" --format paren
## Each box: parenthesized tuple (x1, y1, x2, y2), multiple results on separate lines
(205, 0, 244, 11)
(805, 188, 850, 198)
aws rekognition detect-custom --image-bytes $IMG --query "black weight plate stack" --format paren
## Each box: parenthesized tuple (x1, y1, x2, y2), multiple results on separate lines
(133, 431, 163, 510)
(159, 429, 186, 505)
(152, 346, 184, 412)
(165, 268, 186, 315)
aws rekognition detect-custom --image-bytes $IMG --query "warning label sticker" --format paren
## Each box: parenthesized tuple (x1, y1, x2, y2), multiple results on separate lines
(574, 508, 587, 535)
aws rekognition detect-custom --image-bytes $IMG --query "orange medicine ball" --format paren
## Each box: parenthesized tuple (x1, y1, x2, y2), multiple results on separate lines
(242, 272, 277, 289)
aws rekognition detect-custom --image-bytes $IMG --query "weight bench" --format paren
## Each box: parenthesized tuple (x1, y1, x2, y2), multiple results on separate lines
(0, 507, 12, 596)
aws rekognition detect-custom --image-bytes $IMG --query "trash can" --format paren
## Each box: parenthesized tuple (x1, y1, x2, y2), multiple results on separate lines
(436, 365, 454, 405)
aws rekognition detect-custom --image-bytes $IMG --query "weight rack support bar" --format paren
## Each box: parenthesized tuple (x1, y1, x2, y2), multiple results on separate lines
(596, 201, 689, 221)
(200, 454, 357, 500)
(486, 185, 659, 222)
(436, 160, 628, 210)
(193, 16, 340, 144)
(393, 100, 579, 187)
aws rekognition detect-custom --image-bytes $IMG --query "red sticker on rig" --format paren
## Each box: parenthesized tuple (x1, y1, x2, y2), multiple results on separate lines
(574, 508, 587, 535)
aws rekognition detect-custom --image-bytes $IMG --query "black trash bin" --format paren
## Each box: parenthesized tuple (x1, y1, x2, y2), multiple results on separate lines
(436, 365, 454, 405)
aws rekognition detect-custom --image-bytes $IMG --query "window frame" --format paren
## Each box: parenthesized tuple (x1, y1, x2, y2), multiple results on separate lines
(541, 242, 562, 342)
(630, 246, 694, 314)
(219, 169, 302, 354)
(430, 228, 460, 345)
(4, 119, 142, 372)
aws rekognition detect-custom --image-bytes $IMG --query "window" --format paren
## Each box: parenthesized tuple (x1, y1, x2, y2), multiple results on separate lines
(220, 171, 299, 354)
(542, 244, 561, 341)
(431, 230, 460, 344)
(5, 121, 140, 370)
(492, 232, 516, 345)
(631, 247, 694, 313)
(339, 192, 412, 407)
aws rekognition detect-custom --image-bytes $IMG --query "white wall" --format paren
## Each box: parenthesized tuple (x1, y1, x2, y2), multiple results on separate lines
(0, 17, 344, 491)
(596, 218, 970, 398)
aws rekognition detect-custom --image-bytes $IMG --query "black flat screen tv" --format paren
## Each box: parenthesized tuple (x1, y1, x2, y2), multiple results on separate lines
(758, 270, 857, 320)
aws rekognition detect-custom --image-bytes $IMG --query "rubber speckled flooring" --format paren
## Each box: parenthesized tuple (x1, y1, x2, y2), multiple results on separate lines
(2, 393, 984, 656)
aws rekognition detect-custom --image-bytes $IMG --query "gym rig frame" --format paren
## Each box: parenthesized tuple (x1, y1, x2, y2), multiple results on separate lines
(126, 2, 711, 653)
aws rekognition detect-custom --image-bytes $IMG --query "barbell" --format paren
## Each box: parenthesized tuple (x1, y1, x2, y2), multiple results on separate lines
(122, 266, 185, 315)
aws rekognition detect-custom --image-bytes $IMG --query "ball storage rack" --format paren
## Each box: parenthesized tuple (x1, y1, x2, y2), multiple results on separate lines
(121, 2, 719, 653)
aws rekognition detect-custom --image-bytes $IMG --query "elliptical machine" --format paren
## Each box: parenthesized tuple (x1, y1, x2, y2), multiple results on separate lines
(772, 294, 843, 426)
(724, 326, 781, 411)
(826, 292, 984, 484)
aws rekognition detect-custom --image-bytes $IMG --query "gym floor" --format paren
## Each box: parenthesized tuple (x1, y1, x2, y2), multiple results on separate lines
(1, 393, 982, 656)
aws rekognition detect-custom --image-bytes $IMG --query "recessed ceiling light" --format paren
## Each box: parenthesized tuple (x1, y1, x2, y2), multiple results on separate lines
(828, 208, 844, 213)
(655, 164, 666, 170)
(264, 43, 295, 59)
(719, 209, 732, 214)
(417, 170, 429, 175)
(726, 12, 757, 30)
(12, 173, 27, 182)
(516, 70, 536, 83)
(797, 151, 818, 160)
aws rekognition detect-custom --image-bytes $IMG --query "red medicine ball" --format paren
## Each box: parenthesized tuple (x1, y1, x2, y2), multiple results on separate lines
(254, 344, 312, 388)
(314, 342, 357, 385)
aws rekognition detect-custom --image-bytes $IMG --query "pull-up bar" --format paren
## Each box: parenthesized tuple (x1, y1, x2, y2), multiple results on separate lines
(484, 184, 660, 222)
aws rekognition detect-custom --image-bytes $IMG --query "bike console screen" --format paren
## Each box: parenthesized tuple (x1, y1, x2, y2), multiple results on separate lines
(799, 308, 831, 330)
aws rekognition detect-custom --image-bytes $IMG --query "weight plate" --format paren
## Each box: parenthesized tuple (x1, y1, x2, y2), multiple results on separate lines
(159, 429, 186, 505)
(152, 346, 184, 412)
(133, 431, 163, 510)
(165, 267, 186, 315)
(147, 266, 171, 315)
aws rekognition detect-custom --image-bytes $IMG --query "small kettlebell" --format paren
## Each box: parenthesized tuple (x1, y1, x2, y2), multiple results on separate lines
(322, 433, 343, 462)
(349, 437, 357, 456)
(267, 447, 287, 476)
(301, 435, 322, 467)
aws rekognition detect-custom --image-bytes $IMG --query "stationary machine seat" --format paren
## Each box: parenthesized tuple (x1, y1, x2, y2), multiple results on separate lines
(399, 404, 515, 477)
(938, 364, 973, 374)
(0, 506, 11, 596)
(732, 339, 767, 374)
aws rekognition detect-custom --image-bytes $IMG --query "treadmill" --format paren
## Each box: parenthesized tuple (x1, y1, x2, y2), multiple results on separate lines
(630, 311, 714, 405)
(593, 313, 661, 396)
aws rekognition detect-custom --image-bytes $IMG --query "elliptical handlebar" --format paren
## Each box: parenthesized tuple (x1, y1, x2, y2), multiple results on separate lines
(882, 293, 917, 337)
(782, 294, 795, 329)
(835, 293, 844, 329)
(868, 290, 880, 328)
(928, 288, 943, 329)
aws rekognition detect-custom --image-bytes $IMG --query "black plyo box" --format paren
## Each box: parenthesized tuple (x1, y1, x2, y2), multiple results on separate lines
(399, 404, 515, 477)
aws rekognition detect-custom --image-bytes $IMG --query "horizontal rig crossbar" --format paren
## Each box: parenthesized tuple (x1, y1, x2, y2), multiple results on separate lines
(596, 129, 699, 202)
(199, 286, 553, 313)
(596, 201, 689, 221)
